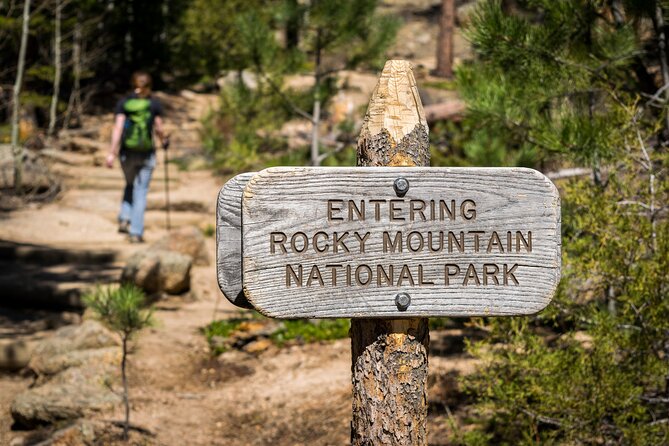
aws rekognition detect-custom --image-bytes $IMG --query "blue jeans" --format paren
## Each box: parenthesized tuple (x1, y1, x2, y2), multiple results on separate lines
(118, 150, 155, 237)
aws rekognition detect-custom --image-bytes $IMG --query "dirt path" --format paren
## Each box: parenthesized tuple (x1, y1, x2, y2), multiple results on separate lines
(0, 88, 478, 445)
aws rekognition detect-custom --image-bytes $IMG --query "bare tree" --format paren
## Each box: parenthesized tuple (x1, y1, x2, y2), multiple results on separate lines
(64, 18, 82, 128)
(48, 0, 63, 136)
(435, 0, 455, 78)
(11, 0, 31, 193)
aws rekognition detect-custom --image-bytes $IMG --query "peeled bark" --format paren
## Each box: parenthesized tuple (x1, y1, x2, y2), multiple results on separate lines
(351, 60, 430, 446)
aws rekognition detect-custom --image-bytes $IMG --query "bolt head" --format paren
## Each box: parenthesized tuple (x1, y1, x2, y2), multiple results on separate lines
(395, 292, 411, 311)
(393, 177, 409, 197)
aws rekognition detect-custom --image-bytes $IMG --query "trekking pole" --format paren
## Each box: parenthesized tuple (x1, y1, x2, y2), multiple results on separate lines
(162, 136, 171, 232)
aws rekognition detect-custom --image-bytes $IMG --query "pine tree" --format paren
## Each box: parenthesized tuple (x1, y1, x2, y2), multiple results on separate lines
(454, 1, 669, 443)
(196, 0, 399, 168)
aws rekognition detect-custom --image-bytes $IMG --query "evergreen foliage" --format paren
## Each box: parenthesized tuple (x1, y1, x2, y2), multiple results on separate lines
(84, 284, 153, 440)
(199, 0, 399, 168)
(454, 1, 669, 443)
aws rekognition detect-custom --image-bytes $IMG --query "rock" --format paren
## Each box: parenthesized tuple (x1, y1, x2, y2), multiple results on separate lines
(28, 320, 118, 375)
(32, 420, 97, 446)
(59, 136, 106, 154)
(11, 365, 120, 427)
(32, 347, 120, 376)
(242, 338, 273, 354)
(121, 249, 192, 295)
(217, 70, 258, 90)
(151, 226, 209, 266)
(9, 437, 24, 446)
(0, 340, 33, 372)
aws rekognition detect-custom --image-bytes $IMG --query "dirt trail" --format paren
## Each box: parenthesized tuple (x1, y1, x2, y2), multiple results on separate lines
(0, 89, 477, 446)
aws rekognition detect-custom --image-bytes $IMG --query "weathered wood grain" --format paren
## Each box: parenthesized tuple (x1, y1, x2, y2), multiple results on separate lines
(242, 166, 561, 318)
(216, 172, 256, 309)
(352, 59, 430, 446)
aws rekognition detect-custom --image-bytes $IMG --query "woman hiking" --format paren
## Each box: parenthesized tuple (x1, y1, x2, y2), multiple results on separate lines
(106, 71, 167, 243)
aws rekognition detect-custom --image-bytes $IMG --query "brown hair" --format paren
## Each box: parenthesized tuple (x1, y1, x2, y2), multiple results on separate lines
(131, 71, 152, 96)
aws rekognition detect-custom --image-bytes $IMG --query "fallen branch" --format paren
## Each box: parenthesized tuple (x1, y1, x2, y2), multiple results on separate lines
(546, 167, 592, 180)
(424, 100, 466, 123)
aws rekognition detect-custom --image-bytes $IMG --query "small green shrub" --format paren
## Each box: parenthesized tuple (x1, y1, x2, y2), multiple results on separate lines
(270, 319, 350, 346)
(203, 313, 350, 354)
(203, 318, 249, 355)
(83, 284, 153, 441)
(202, 224, 215, 238)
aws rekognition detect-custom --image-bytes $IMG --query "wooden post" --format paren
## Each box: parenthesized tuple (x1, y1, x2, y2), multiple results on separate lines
(351, 60, 430, 445)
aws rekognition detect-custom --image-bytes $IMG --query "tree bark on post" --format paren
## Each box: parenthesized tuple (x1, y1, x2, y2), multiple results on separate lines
(351, 60, 430, 445)
(435, 0, 455, 78)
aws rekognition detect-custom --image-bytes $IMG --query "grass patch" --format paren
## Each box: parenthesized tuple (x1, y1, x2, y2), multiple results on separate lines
(203, 318, 248, 355)
(270, 319, 350, 346)
(202, 224, 215, 238)
(422, 79, 456, 90)
(203, 313, 350, 355)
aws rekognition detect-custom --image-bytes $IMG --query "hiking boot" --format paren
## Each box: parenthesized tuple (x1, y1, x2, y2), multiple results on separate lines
(118, 220, 130, 234)
(128, 234, 144, 244)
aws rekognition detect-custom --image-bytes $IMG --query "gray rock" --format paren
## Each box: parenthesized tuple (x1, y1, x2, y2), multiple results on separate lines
(32, 420, 97, 446)
(121, 248, 191, 295)
(151, 225, 209, 266)
(0, 340, 33, 372)
(28, 320, 118, 375)
(11, 365, 120, 427)
(31, 347, 120, 376)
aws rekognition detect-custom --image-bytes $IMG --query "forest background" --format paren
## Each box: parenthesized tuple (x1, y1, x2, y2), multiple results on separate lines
(1, 0, 669, 444)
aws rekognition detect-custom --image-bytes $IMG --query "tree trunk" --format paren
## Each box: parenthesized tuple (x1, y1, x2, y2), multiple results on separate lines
(310, 32, 322, 166)
(121, 335, 130, 441)
(351, 60, 430, 446)
(285, 0, 300, 50)
(311, 96, 321, 166)
(435, 0, 455, 78)
(11, 0, 31, 194)
(48, 0, 62, 137)
(653, 3, 669, 136)
(65, 17, 82, 128)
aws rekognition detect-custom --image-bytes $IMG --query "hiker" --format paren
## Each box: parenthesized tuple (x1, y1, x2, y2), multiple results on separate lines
(106, 71, 167, 243)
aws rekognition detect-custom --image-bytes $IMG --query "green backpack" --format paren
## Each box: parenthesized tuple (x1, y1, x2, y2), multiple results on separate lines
(122, 98, 153, 150)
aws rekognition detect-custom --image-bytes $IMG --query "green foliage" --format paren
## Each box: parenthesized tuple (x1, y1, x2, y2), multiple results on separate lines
(270, 319, 350, 346)
(203, 314, 350, 355)
(83, 284, 153, 337)
(203, 318, 248, 355)
(454, 1, 669, 444)
(199, 0, 398, 169)
(201, 224, 215, 238)
(202, 80, 298, 171)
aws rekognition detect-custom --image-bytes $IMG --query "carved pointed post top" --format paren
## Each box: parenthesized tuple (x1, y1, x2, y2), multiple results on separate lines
(351, 59, 430, 445)
(357, 60, 430, 167)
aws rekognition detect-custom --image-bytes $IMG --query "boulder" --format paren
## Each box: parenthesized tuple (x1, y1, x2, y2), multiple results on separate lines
(28, 320, 118, 375)
(121, 249, 191, 295)
(31, 347, 120, 376)
(0, 340, 33, 372)
(59, 136, 106, 154)
(32, 420, 97, 446)
(151, 226, 209, 266)
(11, 365, 120, 427)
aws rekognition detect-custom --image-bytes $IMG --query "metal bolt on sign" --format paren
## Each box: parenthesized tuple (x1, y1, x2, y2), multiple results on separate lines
(395, 292, 411, 311)
(393, 177, 409, 197)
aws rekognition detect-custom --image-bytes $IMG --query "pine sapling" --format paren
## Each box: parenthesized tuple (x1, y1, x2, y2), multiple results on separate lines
(84, 284, 153, 441)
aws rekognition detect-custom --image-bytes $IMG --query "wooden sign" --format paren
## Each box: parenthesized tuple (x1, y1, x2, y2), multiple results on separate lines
(241, 166, 561, 318)
(216, 172, 256, 309)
